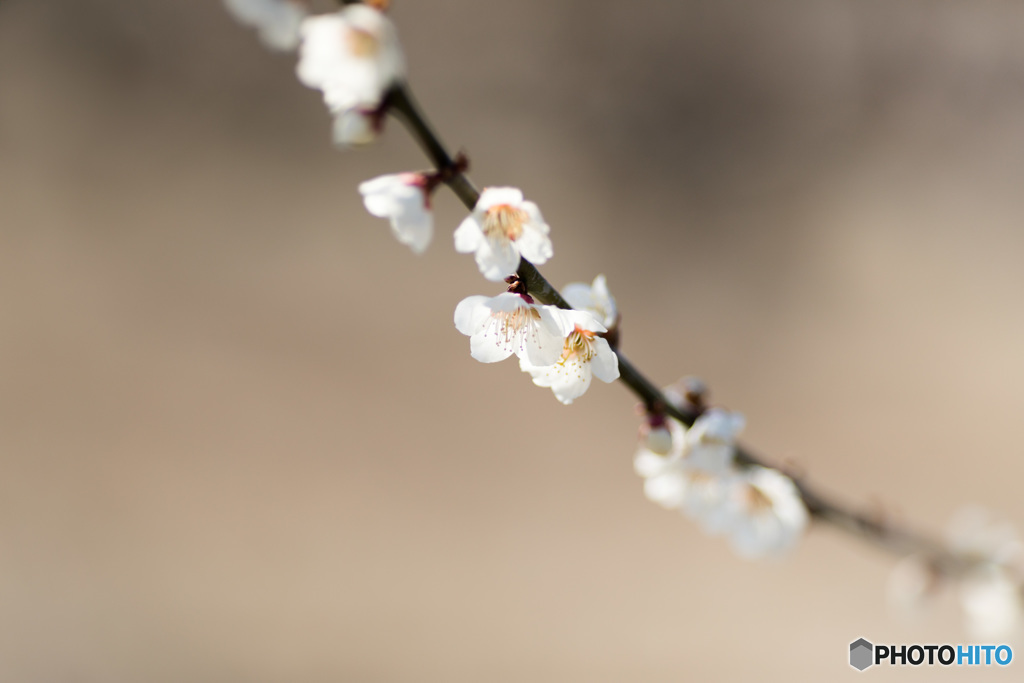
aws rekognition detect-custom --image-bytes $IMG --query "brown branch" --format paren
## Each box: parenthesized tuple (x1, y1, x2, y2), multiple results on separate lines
(385, 80, 1007, 580)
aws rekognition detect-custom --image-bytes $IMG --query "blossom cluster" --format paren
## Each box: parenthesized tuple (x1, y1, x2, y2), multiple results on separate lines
(634, 400, 809, 559)
(223, 0, 1022, 635)
(224, 0, 619, 403)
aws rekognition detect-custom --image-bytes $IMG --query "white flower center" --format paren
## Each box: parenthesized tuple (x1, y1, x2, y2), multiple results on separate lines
(483, 204, 526, 242)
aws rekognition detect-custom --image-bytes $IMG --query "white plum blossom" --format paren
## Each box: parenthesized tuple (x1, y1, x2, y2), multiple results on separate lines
(454, 187, 553, 281)
(710, 466, 809, 559)
(679, 470, 733, 534)
(633, 411, 738, 516)
(562, 274, 618, 329)
(454, 293, 566, 367)
(224, 0, 307, 51)
(359, 173, 432, 253)
(632, 410, 808, 559)
(683, 408, 744, 474)
(297, 5, 405, 126)
(520, 309, 619, 405)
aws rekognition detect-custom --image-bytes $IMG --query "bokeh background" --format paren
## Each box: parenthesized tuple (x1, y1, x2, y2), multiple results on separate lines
(2, 0, 1024, 680)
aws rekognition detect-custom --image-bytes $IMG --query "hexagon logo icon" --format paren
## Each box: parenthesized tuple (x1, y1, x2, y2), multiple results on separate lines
(850, 638, 874, 671)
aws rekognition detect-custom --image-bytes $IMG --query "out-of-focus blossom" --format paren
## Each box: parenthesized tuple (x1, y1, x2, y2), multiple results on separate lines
(662, 376, 708, 414)
(959, 567, 1022, 639)
(712, 466, 809, 559)
(297, 5, 405, 114)
(224, 0, 307, 51)
(454, 293, 566, 367)
(640, 422, 674, 456)
(947, 505, 1024, 566)
(562, 274, 618, 329)
(679, 470, 732, 534)
(885, 555, 942, 619)
(633, 419, 687, 508)
(683, 408, 744, 474)
(945, 506, 1024, 638)
(454, 187, 553, 281)
(520, 309, 619, 405)
(358, 173, 432, 253)
(631, 406, 806, 559)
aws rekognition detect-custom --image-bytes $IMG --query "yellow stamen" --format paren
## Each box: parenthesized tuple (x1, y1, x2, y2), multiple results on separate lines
(483, 204, 527, 241)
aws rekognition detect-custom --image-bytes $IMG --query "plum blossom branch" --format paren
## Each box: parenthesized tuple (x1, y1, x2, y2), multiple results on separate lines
(384, 81, 1015, 583)
(337, 0, 1014, 586)
(226, 0, 1022, 629)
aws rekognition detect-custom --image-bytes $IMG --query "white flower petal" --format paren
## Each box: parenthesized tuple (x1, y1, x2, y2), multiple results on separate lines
(453, 295, 490, 336)
(453, 216, 483, 253)
(476, 187, 523, 211)
(527, 356, 593, 405)
(589, 337, 620, 383)
(644, 470, 687, 509)
(634, 450, 672, 479)
(690, 408, 746, 446)
(516, 224, 553, 265)
(470, 333, 515, 363)
(591, 274, 611, 305)
(475, 236, 521, 282)
(527, 306, 570, 367)
(960, 567, 1022, 639)
(561, 282, 595, 311)
(562, 274, 618, 328)
(718, 467, 808, 559)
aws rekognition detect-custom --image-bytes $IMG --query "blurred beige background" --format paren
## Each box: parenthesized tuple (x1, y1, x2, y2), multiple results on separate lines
(2, 0, 1024, 680)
